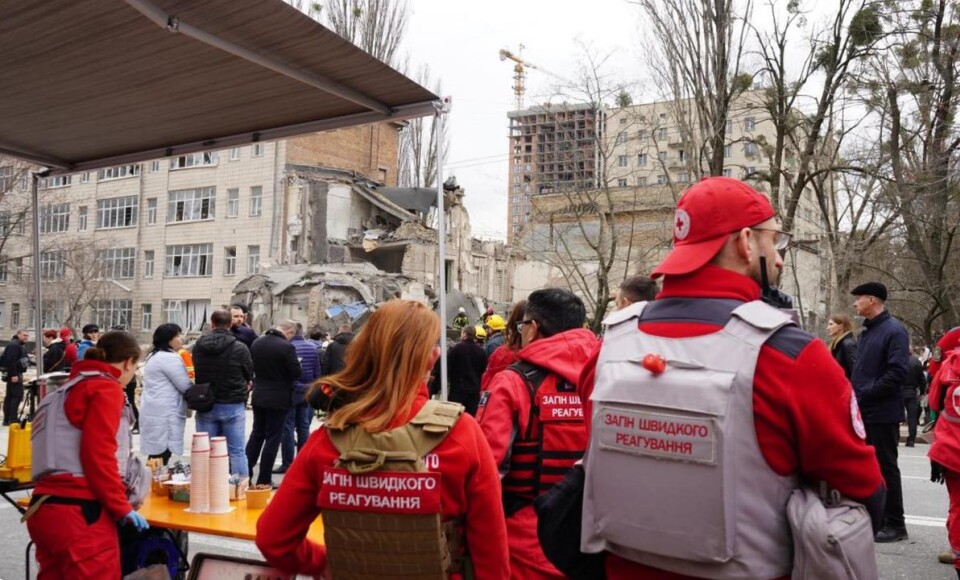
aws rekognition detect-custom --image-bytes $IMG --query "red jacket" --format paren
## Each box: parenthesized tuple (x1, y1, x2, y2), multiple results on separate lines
(577, 266, 885, 580)
(928, 327, 960, 472)
(34, 360, 133, 522)
(256, 385, 509, 579)
(62, 342, 78, 367)
(477, 328, 596, 578)
(480, 344, 520, 391)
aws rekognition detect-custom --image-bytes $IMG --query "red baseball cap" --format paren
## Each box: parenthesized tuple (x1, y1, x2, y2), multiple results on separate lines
(651, 177, 776, 278)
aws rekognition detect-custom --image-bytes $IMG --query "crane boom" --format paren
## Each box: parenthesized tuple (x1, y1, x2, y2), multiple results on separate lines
(499, 46, 568, 110)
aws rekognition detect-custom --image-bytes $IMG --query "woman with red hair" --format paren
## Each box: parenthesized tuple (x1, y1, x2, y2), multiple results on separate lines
(257, 300, 509, 579)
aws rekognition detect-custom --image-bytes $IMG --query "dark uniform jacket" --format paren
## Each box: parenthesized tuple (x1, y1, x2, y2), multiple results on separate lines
(0, 338, 27, 382)
(320, 332, 353, 377)
(902, 354, 925, 399)
(851, 310, 910, 423)
(250, 329, 302, 411)
(193, 329, 254, 404)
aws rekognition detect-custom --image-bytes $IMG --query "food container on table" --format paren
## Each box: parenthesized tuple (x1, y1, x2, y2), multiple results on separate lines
(245, 486, 271, 509)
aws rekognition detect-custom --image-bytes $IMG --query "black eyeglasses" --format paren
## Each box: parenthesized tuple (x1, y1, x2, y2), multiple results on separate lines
(516, 319, 535, 333)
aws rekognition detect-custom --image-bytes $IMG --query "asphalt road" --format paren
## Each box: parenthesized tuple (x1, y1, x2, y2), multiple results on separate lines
(0, 424, 955, 579)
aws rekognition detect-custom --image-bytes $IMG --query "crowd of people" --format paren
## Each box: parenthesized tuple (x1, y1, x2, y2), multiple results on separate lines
(10, 175, 960, 578)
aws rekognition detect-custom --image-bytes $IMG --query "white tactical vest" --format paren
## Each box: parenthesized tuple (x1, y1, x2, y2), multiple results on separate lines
(582, 300, 799, 580)
(32, 371, 136, 483)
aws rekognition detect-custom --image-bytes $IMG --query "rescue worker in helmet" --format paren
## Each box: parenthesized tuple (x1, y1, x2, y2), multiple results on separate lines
(485, 314, 507, 357)
(452, 307, 470, 331)
(477, 288, 594, 578)
(927, 326, 960, 577)
(26, 330, 150, 579)
(256, 300, 509, 579)
(577, 177, 885, 579)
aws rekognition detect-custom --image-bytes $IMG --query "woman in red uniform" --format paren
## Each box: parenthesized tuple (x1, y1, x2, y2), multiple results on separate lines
(256, 300, 509, 579)
(26, 330, 149, 579)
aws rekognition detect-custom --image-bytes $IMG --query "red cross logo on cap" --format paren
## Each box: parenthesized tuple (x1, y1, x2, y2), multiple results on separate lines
(674, 209, 691, 240)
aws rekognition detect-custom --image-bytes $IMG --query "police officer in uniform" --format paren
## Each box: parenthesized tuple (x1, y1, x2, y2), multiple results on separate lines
(577, 177, 885, 579)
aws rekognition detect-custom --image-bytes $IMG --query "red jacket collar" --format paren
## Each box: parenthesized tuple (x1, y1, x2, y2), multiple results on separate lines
(658, 265, 762, 302)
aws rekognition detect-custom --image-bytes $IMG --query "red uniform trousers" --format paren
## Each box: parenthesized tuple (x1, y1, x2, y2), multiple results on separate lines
(26, 502, 121, 580)
(946, 470, 960, 570)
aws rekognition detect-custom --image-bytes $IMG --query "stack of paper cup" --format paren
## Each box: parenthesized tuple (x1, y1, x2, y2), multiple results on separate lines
(208, 436, 231, 513)
(189, 432, 210, 513)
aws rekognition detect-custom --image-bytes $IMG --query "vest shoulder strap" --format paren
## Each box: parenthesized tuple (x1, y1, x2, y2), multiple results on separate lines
(725, 301, 795, 348)
(508, 361, 551, 439)
(327, 400, 464, 474)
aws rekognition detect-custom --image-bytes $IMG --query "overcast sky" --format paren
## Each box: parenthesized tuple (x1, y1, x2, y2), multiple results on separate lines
(402, 0, 644, 241)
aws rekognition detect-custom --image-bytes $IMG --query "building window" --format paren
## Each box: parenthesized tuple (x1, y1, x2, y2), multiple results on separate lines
(170, 152, 217, 169)
(252, 143, 264, 157)
(725, 119, 734, 133)
(165, 243, 213, 277)
(744, 166, 757, 178)
(41, 300, 63, 328)
(617, 155, 629, 167)
(78, 206, 88, 231)
(92, 299, 132, 329)
(162, 299, 211, 332)
(80, 172, 90, 184)
(150, 160, 160, 173)
(724, 144, 732, 158)
(617, 178, 628, 187)
(656, 128, 667, 140)
(96, 247, 136, 280)
(167, 187, 216, 223)
(0, 166, 12, 192)
(744, 142, 758, 157)
(0, 301, 4, 327)
(229, 147, 241, 161)
(14, 258, 22, 281)
(247, 245, 260, 274)
(658, 151, 667, 162)
(146, 198, 157, 224)
(41, 175, 72, 189)
(224, 246, 236, 276)
(0, 260, 6, 285)
(143, 250, 154, 278)
(723, 168, 733, 177)
(227, 188, 239, 217)
(11, 303, 20, 328)
(97, 164, 141, 181)
(39, 251, 66, 281)
(39, 203, 70, 233)
(637, 176, 647, 186)
(678, 150, 687, 162)
(678, 172, 690, 183)
(639, 130, 648, 141)
(744, 117, 756, 131)
(657, 174, 667, 185)
(616, 131, 627, 145)
(638, 153, 648, 166)
(249, 186, 263, 217)
(619, 117, 627, 126)
(96, 196, 139, 229)
(141, 304, 153, 331)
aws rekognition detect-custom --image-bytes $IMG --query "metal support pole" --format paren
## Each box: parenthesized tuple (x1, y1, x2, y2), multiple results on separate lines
(434, 97, 451, 401)
(31, 171, 47, 376)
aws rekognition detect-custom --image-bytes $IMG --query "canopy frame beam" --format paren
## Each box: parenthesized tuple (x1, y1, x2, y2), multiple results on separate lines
(124, 0, 393, 116)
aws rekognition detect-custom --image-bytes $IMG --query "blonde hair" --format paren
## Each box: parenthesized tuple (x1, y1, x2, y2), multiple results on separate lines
(320, 300, 440, 433)
(830, 313, 854, 334)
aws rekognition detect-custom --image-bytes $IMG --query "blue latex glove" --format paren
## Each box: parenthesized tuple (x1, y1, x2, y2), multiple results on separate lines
(124, 510, 150, 531)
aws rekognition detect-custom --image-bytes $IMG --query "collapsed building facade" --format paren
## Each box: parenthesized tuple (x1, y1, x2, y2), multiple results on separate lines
(233, 167, 515, 332)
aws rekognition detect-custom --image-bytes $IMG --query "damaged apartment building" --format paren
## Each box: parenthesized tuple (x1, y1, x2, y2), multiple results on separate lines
(234, 169, 515, 332)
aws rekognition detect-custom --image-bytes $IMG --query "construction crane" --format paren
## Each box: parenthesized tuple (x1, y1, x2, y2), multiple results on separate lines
(499, 46, 566, 110)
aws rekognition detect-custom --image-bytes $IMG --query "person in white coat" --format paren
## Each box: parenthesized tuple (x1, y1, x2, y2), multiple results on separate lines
(140, 323, 192, 465)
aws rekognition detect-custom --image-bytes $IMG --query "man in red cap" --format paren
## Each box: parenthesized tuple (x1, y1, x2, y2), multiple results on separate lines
(575, 177, 885, 579)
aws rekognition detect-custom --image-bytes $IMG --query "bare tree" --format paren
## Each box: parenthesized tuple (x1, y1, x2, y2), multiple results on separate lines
(0, 157, 34, 280)
(516, 48, 672, 331)
(855, 0, 960, 336)
(398, 65, 449, 188)
(634, 0, 754, 177)
(37, 238, 125, 329)
(315, 0, 407, 66)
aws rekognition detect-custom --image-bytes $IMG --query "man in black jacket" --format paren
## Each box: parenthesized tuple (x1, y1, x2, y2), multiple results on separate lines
(446, 325, 487, 415)
(193, 310, 255, 477)
(851, 281, 910, 542)
(1, 329, 29, 426)
(321, 324, 354, 377)
(902, 346, 926, 447)
(246, 320, 301, 487)
(230, 304, 259, 349)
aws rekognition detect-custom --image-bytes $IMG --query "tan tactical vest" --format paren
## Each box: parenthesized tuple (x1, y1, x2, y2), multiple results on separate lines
(582, 300, 799, 579)
(323, 400, 467, 580)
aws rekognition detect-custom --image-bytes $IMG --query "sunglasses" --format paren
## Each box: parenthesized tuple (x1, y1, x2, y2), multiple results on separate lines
(751, 227, 792, 251)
